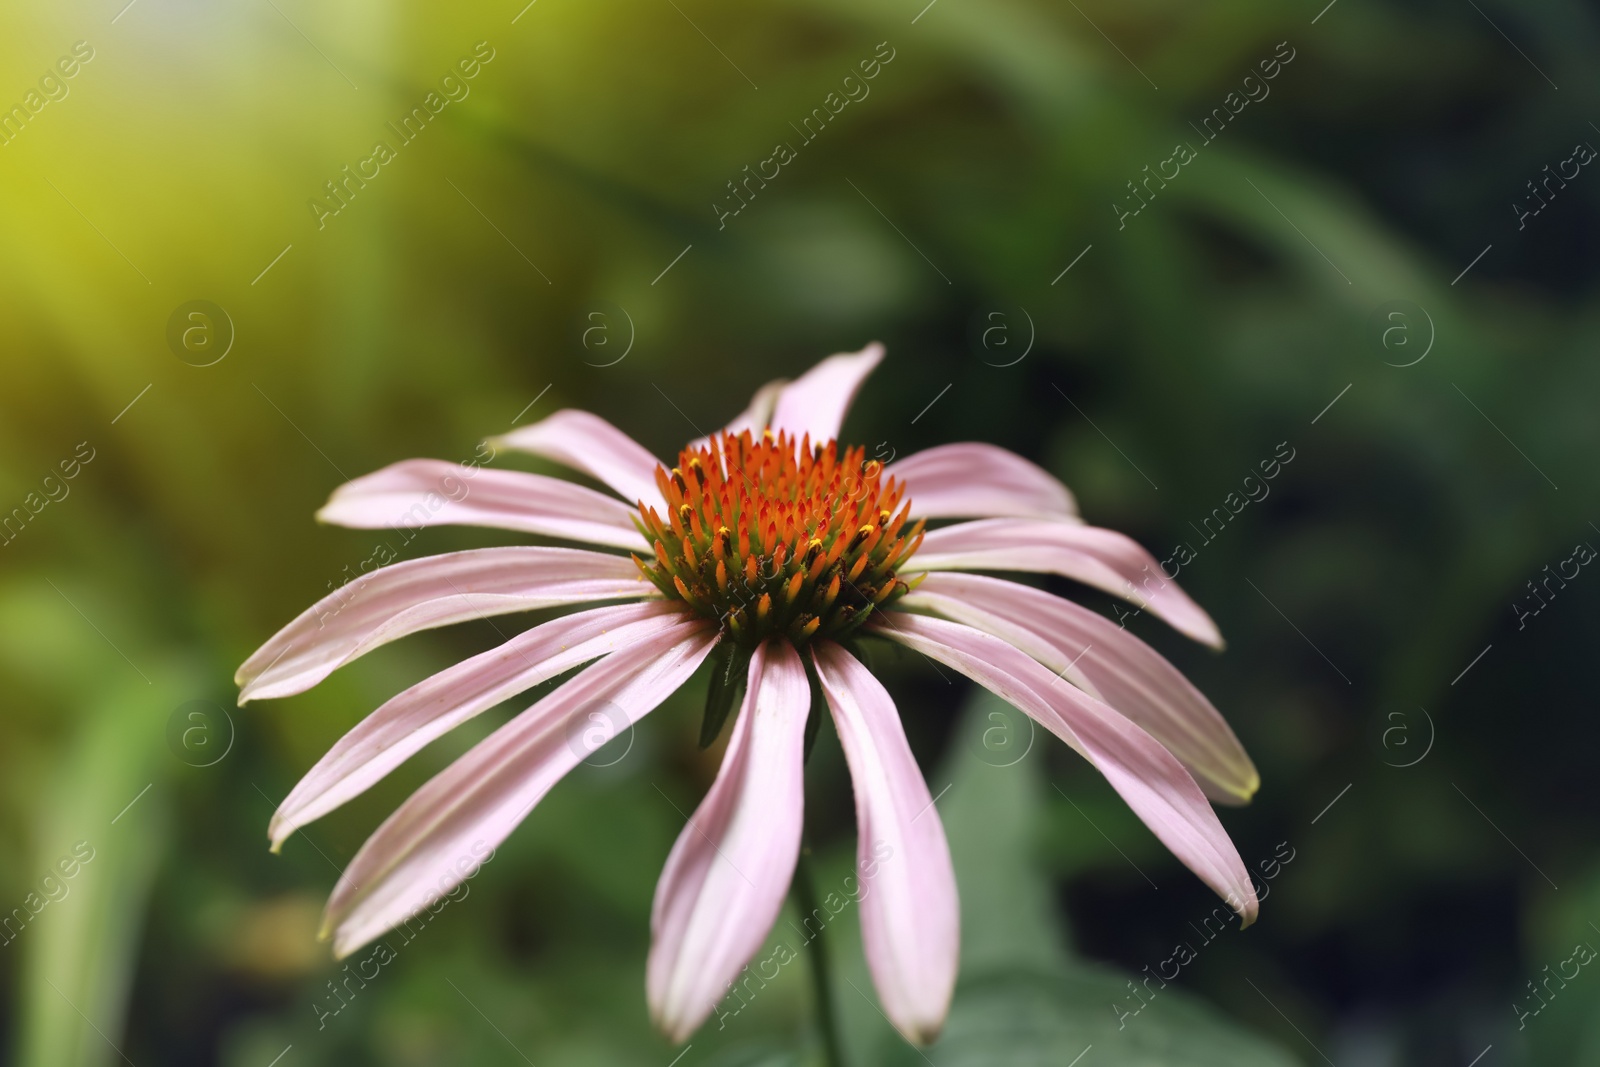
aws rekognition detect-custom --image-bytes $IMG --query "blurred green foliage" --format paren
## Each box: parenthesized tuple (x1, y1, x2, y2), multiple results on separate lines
(2, 0, 1599, 1063)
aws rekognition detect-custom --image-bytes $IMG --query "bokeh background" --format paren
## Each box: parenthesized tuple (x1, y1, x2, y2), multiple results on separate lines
(2, 0, 1598, 1064)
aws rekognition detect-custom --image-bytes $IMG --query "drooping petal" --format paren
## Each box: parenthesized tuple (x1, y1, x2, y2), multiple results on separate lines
(321, 619, 717, 958)
(271, 601, 690, 850)
(766, 342, 885, 444)
(647, 640, 810, 1042)
(887, 442, 1079, 520)
(236, 547, 652, 703)
(902, 573, 1258, 805)
(316, 459, 647, 551)
(813, 642, 958, 1046)
(907, 518, 1223, 648)
(874, 613, 1258, 924)
(488, 409, 667, 511)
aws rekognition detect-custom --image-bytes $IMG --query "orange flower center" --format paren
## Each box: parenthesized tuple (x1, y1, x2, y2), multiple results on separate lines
(635, 429, 924, 647)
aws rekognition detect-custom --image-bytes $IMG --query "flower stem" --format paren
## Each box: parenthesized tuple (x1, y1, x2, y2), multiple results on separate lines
(793, 847, 848, 1067)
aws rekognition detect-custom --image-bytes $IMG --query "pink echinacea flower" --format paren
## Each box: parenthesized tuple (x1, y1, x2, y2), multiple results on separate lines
(236, 343, 1260, 1046)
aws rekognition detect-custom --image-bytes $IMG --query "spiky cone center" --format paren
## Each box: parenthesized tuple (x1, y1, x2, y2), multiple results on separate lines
(634, 429, 924, 648)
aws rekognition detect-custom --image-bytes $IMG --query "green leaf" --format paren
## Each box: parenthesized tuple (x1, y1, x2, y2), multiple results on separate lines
(868, 688, 1300, 1067)
(802, 652, 828, 762)
(936, 690, 1068, 974)
(701, 1045, 805, 1067)
(890, 967, 1301, 1067)
(16, 663, 190, 1067)
(702, 641, 753, 749)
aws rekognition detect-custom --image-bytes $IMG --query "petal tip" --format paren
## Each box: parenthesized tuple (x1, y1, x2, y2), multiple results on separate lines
(1192, 614, 1225, 650)
(1209, 768, 1261, 807)
(1228, 888, 1261, 929)
(651, 1015, 693, 1046)
(324, 921, 356, 957)
(647, 994, 703, 1046)
(848, 341, 887, 377)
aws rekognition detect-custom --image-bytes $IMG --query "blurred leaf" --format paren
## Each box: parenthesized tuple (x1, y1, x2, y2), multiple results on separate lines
(874, 689, 1299, 1066)
(898, 966, 1300, 1067)
(16, 660, 190, 1067)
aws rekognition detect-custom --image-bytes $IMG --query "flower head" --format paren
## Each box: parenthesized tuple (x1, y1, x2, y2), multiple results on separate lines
(636, 429, 921, 647)
(237, 343, 1259, 1047)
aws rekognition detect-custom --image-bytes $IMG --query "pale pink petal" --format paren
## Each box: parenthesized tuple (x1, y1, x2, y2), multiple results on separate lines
(323, 619, 717, 957)
(813, 642, 958, 1046)
(907, 518, 1223, 648)
(316, 459, 647, 551)
(236, 547, 652, 703)
(271, 601, 690, 849)
(903, 573, 1258, 805)
(767, 342, 885, 444)
(691, 379, 787, 450)
(489, 409, 667, 510)
(647, 640, 810, 1042)
(888, 442, 1079, 520)
(874, 613, 1258, 923)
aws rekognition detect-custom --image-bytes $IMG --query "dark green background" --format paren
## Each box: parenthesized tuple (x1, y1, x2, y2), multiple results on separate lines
(1, 0, 1596, 1063)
